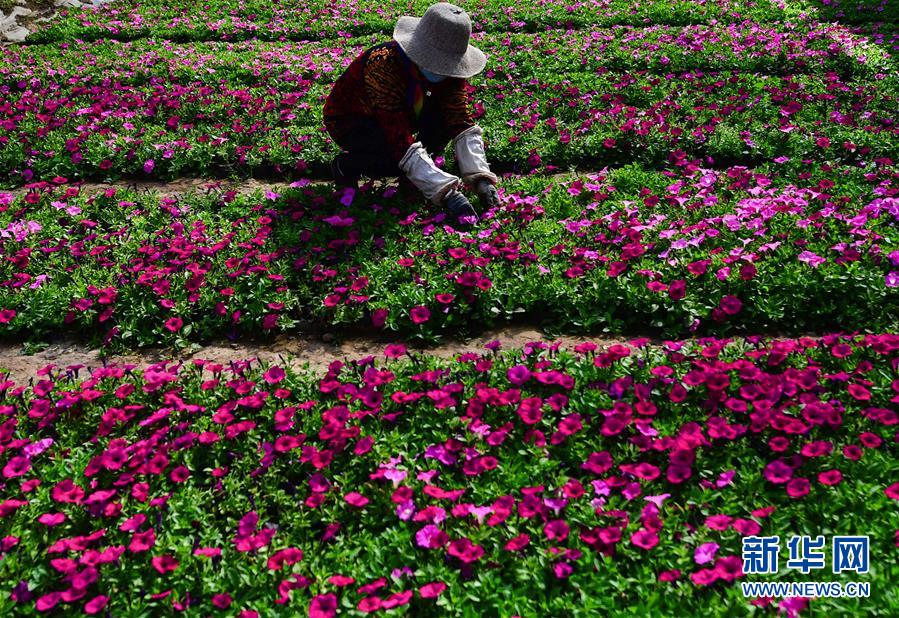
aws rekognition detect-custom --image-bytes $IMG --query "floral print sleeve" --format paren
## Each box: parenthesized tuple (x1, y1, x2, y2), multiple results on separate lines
(363, 46, 416, 163)
(439, 79, 476, 139)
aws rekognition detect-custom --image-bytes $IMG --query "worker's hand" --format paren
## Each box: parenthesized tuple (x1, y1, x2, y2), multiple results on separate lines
(475, 179, 500, 210)
(442, 190, 479, 226)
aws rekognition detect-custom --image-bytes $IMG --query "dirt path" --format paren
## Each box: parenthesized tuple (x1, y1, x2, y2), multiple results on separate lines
(0, 325, 637, 383)
(2, 172, 582, 198)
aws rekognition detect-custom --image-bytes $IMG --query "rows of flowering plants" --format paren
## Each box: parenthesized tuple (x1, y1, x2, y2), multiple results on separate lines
(27, 0, 804, 44)
(1, 31, 896, 186)
(1, 160, 897, 346)
(1, 334, 898, 616)
(10, 21, 893, 86)
(808, 0, 899, 24)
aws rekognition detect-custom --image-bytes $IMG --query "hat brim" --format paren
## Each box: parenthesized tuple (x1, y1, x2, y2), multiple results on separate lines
(393, 15, 487, 79)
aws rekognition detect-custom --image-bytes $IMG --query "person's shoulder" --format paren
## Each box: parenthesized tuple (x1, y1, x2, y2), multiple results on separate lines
(435, 77, 469, 93)
(366, 41, 402, 65)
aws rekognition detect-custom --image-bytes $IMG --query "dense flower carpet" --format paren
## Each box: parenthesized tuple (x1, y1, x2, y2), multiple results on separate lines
(1, 0, 898, 615)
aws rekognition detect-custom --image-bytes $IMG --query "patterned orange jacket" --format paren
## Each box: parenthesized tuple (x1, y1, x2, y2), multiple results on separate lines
(323, 41, 475, 164)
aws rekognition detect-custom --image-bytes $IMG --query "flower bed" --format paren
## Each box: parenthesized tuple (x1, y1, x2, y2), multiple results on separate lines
(1, 26, 896, 186)
(1, 335, 898, 615)
(26, 0, 802, 44)
(2, 162, 897, 346)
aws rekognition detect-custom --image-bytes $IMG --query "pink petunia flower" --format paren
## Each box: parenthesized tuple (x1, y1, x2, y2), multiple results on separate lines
(344, 492, 369, 508)
(718, 295, 743, 316)
(419, 581, 446, 599)
(263, 367, 286, 384)
(786, 477, 811, 498)
(410, 306, 430, 324)
(763, 460, 793, 484)
(415, 524, 448, 549)
(309, 593, 337, 618)
(37, 512, 66, 527)
(447, 538, 484, 563)
(164, 317, 183, 332)
(211, 594, 232, 609)
(694, 542, 719, 565)
(84, 595, 109, 615)
(151, 554, 179, 574)
(630, 529, 659, 550)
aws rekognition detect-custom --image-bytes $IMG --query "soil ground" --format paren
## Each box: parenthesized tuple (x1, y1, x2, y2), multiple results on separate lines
(0, 325, 636, 383)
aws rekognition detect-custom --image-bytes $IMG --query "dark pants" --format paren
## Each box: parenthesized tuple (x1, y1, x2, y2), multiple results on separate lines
(325, 106, 452, 179)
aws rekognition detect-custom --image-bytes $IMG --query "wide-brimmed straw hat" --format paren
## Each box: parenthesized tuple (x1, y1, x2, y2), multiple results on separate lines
(393, 3, 487, 78)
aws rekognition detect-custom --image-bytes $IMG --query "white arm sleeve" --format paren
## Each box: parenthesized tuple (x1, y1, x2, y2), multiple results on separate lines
(453, 125, 498, 185)
(399, 142, 461, 205)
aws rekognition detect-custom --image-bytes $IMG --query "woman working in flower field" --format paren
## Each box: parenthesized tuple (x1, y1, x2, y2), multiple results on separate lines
(323, 3, 500, 225)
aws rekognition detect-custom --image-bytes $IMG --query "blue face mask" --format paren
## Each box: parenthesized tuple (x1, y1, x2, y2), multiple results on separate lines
(419, 67, 447, 83)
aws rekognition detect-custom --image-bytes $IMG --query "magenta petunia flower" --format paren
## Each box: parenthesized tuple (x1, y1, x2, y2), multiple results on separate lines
(732, 519, 761, 536)
(516, 397, 543, 425)
(151, 554, 179, 574)
(786, 477, 810, 498)
(885, 483, 899, 500)
(344, 492, 369, 508)
(714, 555, 744, 582)
(779, 597, 810, 618)
(763, 460, 793, 484)
(447, 538, 484, 563)
(211, 594, 232, 609)
(2, 456, 30, 479)
(504, 533, 530, 552)
(418, 581, 446, 599)
(843, 445, 863, 461)
(658, 569, 681, 582)
(818, 470, 843, 486)
(544, 520, 569, 542)
(358, 596, 382, 612)
(382, 590, 413, 609)
(37, 512, 66, 527)
(630, 529, 659, 550)
(309, 593, 337, 618)
(267, 548, 303, 571)
(170, 466, 190, 483)
(847, 383, 871, 401)
(328, 575, 355, 587)
(553, 562, 573, 579)
(410, 306, 430, 324)
(51, 479, 84, 504)
(694, 542, 719, 565)
(129, 529, 156, 553)
(35, 592, 61, 612)
(84, 595, 109, 615)
(582, 451, 613, 475)
(798, 250, 826, 268)
(666, 464, 692, 484)
(263, 366, 286, 384)
(668, 279, 686, 301)
(705, 514, 733, 531)
(718, 295, 742, 316)
(416, 524, 448, 549)
(690, 568, 719, 586)
(384, 344, 406, 358)
(632, 463, 660, 481)
(371, 308, 389, 328)
(506, 365, 532, 385)
(164, 317, 183, 332)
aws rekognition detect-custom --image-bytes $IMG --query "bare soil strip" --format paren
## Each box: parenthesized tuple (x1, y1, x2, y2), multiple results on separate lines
(0, 325, 638, 383)
(2, 172, 582, 198)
